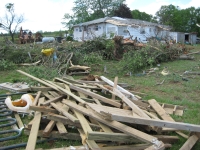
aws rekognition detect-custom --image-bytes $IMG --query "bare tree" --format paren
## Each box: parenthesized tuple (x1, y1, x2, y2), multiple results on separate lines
(0, 3, 24, 42)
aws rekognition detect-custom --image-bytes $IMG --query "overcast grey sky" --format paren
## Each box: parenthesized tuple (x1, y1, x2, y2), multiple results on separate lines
(0, 0, 199, 33)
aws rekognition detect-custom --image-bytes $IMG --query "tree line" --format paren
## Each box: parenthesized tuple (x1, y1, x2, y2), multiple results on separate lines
(0, 1, 200, 42)
(62, 0, 200, 36)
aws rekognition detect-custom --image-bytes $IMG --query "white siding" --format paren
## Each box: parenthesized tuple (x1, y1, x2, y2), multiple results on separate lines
(73, 23, 106, 41)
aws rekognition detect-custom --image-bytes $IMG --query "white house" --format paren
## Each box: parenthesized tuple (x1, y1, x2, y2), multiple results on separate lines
(73, 17, 197, 44)
(73, 17, 172, 42)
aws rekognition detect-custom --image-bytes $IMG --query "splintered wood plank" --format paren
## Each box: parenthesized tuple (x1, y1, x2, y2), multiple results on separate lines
(62, 76, 84, 85)
(56, 122, 68, 134)
(85, 92, 113, 133)
(78, 128, 87, 145)
(87, 131, 140, 142)
(69, 85, 121, 108)
(112, 76, 118, 100)
(51, 102, 79, 123)
(149, 99, 179, 121)
(144, 144, 165, 150)
(35, 145, 87, 150)
(43, 120, 56, 137)
(24, 130, 81, 141)
(73, 105, 100, 150)
(78, 129, 99, 149)
(113, 88, 149, 118)
(47, 112, 100, 131)
(17, 70, 59, 91)
(100, 144, 151, 150)
(30, 87, 54, 92)
(97, 122, 113, 133)
(29, 106, 58, 114)
(25, 98, 44, 150)
(46, 113, 76, 125)
(32, 91, 42, 106)
(41, 95, 65, 106)
(105, 113, 200, 132)
(14, 112, 24, 128)
(48, 91, 61, 97)
(56, 101, 69, 112)
(86, 103, 139, 117)
(43, 79, 86, 104)
(65, 101, 164, 149)
(148, 99, 189, 138)
(100, 76, 138, 100)
(179, 134, 199, 150)
(42, 91, 55, 99)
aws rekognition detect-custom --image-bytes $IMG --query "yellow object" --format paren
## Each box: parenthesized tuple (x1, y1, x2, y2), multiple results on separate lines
(41, 48, 54, 56)
(5, 94, 35, 113)
(161, 68, 169, 76)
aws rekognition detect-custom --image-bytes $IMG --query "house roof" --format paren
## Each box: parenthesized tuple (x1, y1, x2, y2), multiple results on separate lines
(73, 17, 171, 30)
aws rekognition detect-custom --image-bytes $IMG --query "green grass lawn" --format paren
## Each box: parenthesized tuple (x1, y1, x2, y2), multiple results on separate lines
(0, 44, 200, 149)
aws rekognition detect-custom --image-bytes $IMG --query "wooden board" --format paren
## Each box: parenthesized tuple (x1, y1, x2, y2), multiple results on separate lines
(69, 85, 121, 108)
(41, 95, 65, 106)
(105, 112, 200, 132)
(42, 91, 55, 99)
(29, 106, 58, 114)
(51, 102, 79, 123)
(73, 103, 100, 150)
(86, 103, 139, 117)
(179, 135, 199, 150)
(148, 99, 189, 138)
(25, 97, 44, 150)
(113, 88, 149, 118)
(42, 120, 56, 137)
(24, 130, 81, 141)
(14, 112, 24, 129)
(65, 100, 165, 149)
(56, 122, 68, 134)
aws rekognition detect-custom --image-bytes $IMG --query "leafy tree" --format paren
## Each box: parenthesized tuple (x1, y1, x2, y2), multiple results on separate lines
(155, 4, 179, 27)
(62, 0, 125, 30)
(0, 3, 24, 42)
(113, 4, 133, 18)
(156, 5, 200, 36)
(132, 10, 151, 21)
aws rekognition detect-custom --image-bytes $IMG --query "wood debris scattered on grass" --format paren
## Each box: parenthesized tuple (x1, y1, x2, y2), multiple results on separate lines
(5, 70, 200, 150)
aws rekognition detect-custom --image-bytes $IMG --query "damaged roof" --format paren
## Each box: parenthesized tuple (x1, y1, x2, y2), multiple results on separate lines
(73, 17, 171, 30)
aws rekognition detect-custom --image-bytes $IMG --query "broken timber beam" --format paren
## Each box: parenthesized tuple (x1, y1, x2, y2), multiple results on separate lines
(179, 134, 199, 150)
(17, 70, 59, 91)
(43, 79, 86, 104)
(100, 76, 138, 100)
(64, 100, 165, 149)
(41, 95, 65, 106)
(113, 88, 149, 118)
(69, 85, 121, 108)
(42, 120, 56, 137)
(25, 98, 44, 150)
(103, 112, 200, 132)
(50, 102, 79, 123)
(148, 99, 189, 138)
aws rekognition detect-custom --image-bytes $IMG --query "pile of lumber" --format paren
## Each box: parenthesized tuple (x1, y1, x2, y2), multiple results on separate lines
(16, 70, 200, 150)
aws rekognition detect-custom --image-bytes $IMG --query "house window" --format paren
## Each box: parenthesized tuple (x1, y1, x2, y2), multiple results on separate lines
(149, 28, 151, 32)
(140, 27, 145, 34)
(79, 27, 82, 32)
(94, 25, 98, 31)
(118, 26, 127, 36)
(76, 28, 78, 32)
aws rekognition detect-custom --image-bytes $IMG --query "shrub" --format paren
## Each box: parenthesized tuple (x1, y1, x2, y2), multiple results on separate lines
(0, 59, 16, 71)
